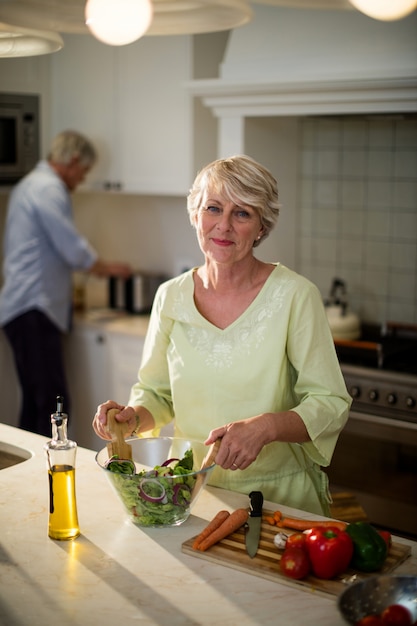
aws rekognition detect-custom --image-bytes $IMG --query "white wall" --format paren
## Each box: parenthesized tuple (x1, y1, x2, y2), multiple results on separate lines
(220, 5, 417, 82)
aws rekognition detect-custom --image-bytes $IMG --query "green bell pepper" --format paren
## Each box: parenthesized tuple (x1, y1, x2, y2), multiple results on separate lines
(346, 521, 388, 572)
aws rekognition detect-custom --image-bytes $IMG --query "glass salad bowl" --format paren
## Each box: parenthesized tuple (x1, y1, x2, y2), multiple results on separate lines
(95, 437, 216, 528)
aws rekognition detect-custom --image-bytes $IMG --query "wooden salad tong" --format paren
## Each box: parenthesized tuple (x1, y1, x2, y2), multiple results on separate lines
(106, 408, 133, 460)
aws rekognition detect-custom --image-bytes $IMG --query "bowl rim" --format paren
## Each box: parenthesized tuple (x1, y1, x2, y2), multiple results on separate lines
(95, 436, 217, 478)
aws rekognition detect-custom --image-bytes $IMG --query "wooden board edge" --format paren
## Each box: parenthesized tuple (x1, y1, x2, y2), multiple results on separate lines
(181, 533, 412, 599)
(181, 541, 340, 599)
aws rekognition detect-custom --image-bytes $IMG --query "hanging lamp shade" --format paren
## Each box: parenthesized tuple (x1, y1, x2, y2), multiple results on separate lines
(348, 0, 417, 20)
(0, 22, 63, 56)
(0, 0, 252, 38)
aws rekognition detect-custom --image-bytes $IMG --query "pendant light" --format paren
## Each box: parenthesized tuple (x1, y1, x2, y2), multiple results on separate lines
(85, 0, 153, 46)
(0, 22, 63, 57)
(348, 0, 417, 20)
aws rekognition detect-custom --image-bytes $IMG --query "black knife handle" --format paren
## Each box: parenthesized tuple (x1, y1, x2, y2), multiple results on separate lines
(249, 491, 263, 518)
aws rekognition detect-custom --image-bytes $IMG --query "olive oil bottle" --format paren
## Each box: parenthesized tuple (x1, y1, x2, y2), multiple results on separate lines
(45, 396, 80, 540)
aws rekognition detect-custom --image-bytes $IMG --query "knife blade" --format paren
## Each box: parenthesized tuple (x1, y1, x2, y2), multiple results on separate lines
(245, 490, 264, 558)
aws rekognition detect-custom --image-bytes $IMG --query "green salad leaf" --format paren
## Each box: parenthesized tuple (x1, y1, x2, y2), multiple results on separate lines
(106, 448, 198, 527)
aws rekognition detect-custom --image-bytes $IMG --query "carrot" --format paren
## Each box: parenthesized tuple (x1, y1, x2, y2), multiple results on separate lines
(264, 515, 276, 526)
(192, 510, 230, 550)
(277, 517, 347, 532)
(198, 508, 249, 552)
(273, 510, 282, 523)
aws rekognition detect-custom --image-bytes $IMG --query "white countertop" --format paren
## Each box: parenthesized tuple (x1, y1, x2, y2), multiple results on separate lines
(0, 423, 416, 626)
(73, 308, 150, 337)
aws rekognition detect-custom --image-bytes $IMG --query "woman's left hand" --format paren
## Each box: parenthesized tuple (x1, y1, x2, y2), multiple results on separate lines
(204, 410, 310, 470)
(204, 416, 269, 471)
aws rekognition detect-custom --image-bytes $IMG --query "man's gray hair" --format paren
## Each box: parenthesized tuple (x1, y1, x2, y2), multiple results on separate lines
(48, 130, 97, 167)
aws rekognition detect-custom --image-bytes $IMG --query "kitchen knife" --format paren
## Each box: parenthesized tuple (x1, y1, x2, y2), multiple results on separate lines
(245, 490, 264, 558)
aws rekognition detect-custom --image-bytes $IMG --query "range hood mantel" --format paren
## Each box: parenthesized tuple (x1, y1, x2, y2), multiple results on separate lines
(189, 6, 417, 121)
(188, 75, 417, 118)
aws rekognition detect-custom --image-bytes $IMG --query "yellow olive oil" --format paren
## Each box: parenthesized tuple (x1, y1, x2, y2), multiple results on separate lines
(48, 464, 80, 540)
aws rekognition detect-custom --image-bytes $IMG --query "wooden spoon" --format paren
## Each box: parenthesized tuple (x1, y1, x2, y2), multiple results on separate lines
(200, 438, 221, 472)
(106, 408, 133, 460)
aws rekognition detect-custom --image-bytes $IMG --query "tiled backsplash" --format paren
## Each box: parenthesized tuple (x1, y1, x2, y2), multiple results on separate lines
(297, 115, 417, 325)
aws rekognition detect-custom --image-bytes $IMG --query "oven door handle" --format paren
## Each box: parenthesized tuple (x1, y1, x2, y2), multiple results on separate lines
(345, 410, 417, 446)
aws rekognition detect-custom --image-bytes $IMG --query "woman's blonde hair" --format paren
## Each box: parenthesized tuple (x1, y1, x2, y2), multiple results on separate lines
(187, 155, 280, 247)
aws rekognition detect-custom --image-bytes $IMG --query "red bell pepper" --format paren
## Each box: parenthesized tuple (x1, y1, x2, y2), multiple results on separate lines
(378, 529, 392, 550)
(304, 526, 354, 579)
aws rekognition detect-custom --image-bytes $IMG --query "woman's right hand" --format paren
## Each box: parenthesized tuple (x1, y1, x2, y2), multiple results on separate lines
(92, 401, 137, 440)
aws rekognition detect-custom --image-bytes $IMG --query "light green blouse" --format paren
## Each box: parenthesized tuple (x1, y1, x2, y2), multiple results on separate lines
(129, 264, 351, 515)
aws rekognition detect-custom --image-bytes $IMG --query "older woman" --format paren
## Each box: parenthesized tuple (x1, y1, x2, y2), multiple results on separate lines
(93, 155, 351, 515)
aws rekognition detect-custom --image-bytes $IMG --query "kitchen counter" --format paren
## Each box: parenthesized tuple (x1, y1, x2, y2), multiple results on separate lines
(0, 424, 416, 626)
(73, 308, 150, 337)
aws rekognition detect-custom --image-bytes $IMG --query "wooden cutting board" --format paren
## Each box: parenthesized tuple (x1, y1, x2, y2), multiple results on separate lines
(182, 510, 412, 598)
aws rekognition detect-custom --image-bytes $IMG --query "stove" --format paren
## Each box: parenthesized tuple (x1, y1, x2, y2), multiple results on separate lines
(341, 364, 417, 426)
(327, 321, 417, 538)
(335, 321, 417, 425)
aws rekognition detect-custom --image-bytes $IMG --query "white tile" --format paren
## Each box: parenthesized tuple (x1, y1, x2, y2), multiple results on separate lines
(366, 180, 394, 209)
(391, 211, 417, 241)
(360, 295, 388, 324)
(386, 300, 417, 324)
(341, 208, 366, 237)
(300, 150, 315, 176)
(363, 268, 390, 296)
(317, 150, 340, 177)
(342, 119, 367, 148)
(368, 119, 394, 149)
(299, 178, 315, 208)
(298, 205, 314, 235)
(341, 180, 366, 208)
(315, 208, 339, 236)
(314, 180, 339, 207)
(314, 237, 338, 264)
(367, 150, 394, 178)
(317, 119, 341, 147)
(365, 211, 391, 239)
(395, 119, 417, 149)
(342, 150, 367, 177)
(339, 239, 364, 267)
(388, 270, 416, 299)
(364, 241, 391, 267)
(393, 181, 417, 209)
(394, 150, 417, 179)
(390, 241, 417, 270)
(300, 119, 317, 148)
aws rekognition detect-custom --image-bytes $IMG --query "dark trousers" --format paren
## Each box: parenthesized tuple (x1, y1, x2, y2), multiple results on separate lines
(3, 310, 70, 437)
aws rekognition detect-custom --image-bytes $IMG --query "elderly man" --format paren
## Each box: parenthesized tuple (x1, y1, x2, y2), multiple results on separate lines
(0, 130, 131, 435)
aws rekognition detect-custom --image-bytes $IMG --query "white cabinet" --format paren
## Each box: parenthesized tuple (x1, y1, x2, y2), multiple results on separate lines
(64, 325, 111, 451)
(64, 323, 146, 451)
(50, 34, 193, 195)
(107, 332, 144, 403)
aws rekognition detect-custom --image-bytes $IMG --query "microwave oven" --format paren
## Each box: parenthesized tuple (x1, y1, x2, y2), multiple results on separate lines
(0, 93, 40, 185)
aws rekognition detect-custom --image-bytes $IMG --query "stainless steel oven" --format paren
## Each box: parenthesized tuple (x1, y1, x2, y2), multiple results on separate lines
(326, 322, 417, 538)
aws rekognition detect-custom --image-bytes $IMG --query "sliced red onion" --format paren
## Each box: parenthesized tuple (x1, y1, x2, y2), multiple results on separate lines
(161, 458, 180, 467)
(172, 483, 191, 506)
(138, 478, 167, 504)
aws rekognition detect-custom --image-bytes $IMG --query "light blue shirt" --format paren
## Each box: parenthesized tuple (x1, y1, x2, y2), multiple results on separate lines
(0, 161, 97, 332)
